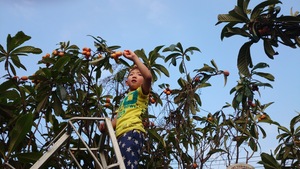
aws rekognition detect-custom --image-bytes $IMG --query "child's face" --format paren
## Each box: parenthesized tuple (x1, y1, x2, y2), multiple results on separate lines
(126, 68, 144, 91)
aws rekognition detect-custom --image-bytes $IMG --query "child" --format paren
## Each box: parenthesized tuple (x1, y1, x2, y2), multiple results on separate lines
(100, 49, 152, 169)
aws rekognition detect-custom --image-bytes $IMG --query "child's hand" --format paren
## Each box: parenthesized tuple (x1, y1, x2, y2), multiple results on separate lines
(98, 122, 106, 133)
(123, 50, 137, 61)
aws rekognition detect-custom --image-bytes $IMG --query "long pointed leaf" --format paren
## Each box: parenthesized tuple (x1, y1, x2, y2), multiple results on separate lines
(8, 113, 33, 156)
(237, 41, 253, 77)
(11, 46, 42, 55)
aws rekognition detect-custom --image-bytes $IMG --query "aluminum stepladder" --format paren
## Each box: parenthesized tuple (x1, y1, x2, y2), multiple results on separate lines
(30, 117, 125, 169)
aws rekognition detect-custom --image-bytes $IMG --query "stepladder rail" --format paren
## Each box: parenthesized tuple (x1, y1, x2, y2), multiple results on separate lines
(29, 117, 125, 169)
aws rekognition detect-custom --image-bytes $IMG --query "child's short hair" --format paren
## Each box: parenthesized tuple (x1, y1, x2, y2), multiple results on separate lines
(127, 65, 138, 77)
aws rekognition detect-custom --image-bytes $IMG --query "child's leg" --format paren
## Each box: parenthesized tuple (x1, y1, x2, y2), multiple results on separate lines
(118, 130, 144, 169)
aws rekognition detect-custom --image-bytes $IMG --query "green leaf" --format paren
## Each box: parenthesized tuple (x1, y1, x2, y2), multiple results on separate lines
(57, 85, 67, 100)
(259, 152, 281, 169)
(277, 28, 297, 48)
(254, 72, 275, 81)
(217, 14, 245, 24)
(36, 96, 49, 113)
(164, 52, 181, 63)
(8, 113, 33, 156)
(153, 63, 169, 77)
(11, 46, 42, 55)
(207, 148, 226, 156)
(237, 41, 253, 77)
(162, 44, 177, 52)
(278, 126, 290, 134)
(134, 49, 148, 62)
(7, 31, 31, 52)
(231, 5, 249, 22)
(10, 54, 27, 70)
(251, 0, 282, 20)
(176, 42, 183, 53)
(0, 56, 5, 62)
(0, 79, 15, 92)
(179, 62, 184, 73)
(238, 0, 250, 14)
(249, 138, 258, 151)
(53, 55, 71, 72)
(52, 92, 64, 116)
(226, 27, 251, 38)
(184, 46, 201, 54)
(210, 59, 218, 70)
(12, 152, 43, 163)
(263, 39, 277, 59)
(194, 93, 202, 106)
(148, 129, 166, 148)
(0, 44, 5, 54)
(219, 22, 237, 40)
(196, 64, 215, 73)
(251, 62, 269, 71)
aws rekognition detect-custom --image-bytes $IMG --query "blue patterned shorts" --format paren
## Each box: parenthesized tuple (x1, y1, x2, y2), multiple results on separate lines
(118, 130, 144, 169)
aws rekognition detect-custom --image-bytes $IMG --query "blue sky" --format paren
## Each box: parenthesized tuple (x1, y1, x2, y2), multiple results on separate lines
(1, 0, 300, 168)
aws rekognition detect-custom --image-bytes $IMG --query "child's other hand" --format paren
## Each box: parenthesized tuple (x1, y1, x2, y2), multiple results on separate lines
(98, 122, 106, 133)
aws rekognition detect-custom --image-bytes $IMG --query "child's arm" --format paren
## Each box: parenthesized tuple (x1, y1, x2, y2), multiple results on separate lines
(111, 114, 117, 129)
(123, 50, 152, 94)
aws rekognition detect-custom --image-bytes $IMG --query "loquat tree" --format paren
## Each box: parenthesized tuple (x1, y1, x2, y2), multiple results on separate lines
(0, 0, 300, 169)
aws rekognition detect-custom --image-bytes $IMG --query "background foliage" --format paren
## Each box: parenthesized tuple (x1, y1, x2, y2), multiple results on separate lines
(0, 0, 300, 168)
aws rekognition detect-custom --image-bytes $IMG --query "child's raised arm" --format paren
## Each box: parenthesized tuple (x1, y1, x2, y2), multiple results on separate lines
(123, 50, 152, 94)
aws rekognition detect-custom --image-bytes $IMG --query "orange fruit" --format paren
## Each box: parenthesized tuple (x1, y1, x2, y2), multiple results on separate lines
(106, 97, 110, 103)
(150, 98, 156, 104)
(20, 76, 28, 81)
(115, 51, 123, 57)
(192, 163, 198, 168)
(58, 51, 64, 57)
(52, 50, 58, 56)
(207, 116, 213, 122)
(104, 102, 110, 108)
(83, 47, 91, 52)
(223, 70, 230, 76)
(110, 53, 117, 59)
(166, 90, 171, 95)
(85, 51, 91, 59)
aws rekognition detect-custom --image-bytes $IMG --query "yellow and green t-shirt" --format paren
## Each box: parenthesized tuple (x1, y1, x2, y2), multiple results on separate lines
(115, 87, 149, 138)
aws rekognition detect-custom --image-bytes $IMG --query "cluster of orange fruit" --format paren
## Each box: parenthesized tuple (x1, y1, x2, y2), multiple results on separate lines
(110, 51, 123, 60)
(42, 53, 51, 60)
(82, 47, 91, 59)
(12, 75, 28, 81)
(104, 97, 111, 108)
(52, 50, 64, 57)
(163, 88, 172, 95)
